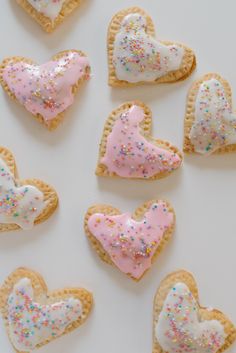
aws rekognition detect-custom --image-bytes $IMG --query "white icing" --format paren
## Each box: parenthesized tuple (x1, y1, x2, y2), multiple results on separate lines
(0, 158, 45, 229)
(27, 0, 65, 20)
(155, 283, 225, 353)
(113, 14, 184, 83)
(8, 278, 83, 352)
(190, 78, 236, 154)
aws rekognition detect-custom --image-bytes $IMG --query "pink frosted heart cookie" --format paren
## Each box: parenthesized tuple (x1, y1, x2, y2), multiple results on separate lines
(16, 0, 84, 32)
(96, 102, 183, 179)
(153, 270, 236, 353)
(0, 50, 90, 130)
(84, 200, 175, 281)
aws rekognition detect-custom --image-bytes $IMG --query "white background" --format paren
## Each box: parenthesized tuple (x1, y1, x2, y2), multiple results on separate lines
(0, 1, 236, 352)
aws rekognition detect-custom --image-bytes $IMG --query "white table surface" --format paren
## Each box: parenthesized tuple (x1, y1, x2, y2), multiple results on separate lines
(0, 1, 235, 352)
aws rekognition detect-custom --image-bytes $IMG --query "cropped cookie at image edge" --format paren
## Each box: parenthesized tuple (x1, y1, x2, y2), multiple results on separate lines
(84, 200, 175, 281)
(0, 267, 93, 353)
(184, 73, 236, 155)
(96, 101, 183, 180)
(152, 270, 236, 353)
(16, 0, 84, 32)
(0, 50, 90, 130)
(0, 146, 58, 232)
(108, 7, 196, 87)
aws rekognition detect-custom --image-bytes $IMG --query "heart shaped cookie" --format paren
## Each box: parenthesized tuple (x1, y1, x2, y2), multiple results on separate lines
(0, 146, 58, 231)
(0, 267, 93, 352)
(184, 73, 236, 154)
(96, 102, 182, 180)
(16, 0, 83, 32)
(153, 270, 236, 353)
(0, 50, 90, 130)
(108, 7, 196, 87)
(84, 200, 175, 281)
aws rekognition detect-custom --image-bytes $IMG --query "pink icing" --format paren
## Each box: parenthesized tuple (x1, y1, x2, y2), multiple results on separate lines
(3, 51, 89, 121)
(101, 105, 181, 178)
(88, 202, 174, 279)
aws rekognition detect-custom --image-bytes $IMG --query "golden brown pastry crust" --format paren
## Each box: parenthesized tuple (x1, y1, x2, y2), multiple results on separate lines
(16, 0, 83, 32)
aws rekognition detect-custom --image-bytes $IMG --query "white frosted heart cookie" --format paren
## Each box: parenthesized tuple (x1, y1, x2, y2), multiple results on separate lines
(108, 7, 196, 87)
(0, 267, 93, 352)
(0, 50, 90, 130)
(84, 200, 175, 281)
(96, 101, 182, 180)
(16, 0, 83, 32)
(0, 146, 58, 232)
(153, 270, 236, 353)
(184, 73, 236, 154)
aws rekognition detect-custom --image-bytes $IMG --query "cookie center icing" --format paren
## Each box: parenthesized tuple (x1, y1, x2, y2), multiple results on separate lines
(155, 283, 225, 353)
(3, 51, 89, 121)
(190, 78, 236, 154)
(113, 13, 184, 83)
(27, 0, 66, 20)
(8, 278, 83, 352)
(101, 105, 181, 178)
(0, 158, 44, 229)
(88, 202, 174, 279)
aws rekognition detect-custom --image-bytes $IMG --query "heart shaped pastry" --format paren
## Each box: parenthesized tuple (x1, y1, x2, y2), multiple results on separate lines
(0, 267, 93, 352)
(184, 73, 236, 154)
(96, 102, 182, 180)
(153, 270, 236, 353)
(108, 7, 196, 87)
(0, 146, 58, 231)
(16, 0, 83, 32)
(84, 200, 175, 281)
(0, 50, 90, 130)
